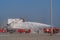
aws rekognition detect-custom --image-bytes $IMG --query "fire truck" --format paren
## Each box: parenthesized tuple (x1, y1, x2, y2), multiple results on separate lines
(43, 27, 59, 34)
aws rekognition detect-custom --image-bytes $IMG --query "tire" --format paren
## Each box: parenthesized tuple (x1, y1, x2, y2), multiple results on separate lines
(8, 29, 16, 34)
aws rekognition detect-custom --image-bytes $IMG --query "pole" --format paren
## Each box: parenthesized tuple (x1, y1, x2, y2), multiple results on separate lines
(50, 0, 53, 36)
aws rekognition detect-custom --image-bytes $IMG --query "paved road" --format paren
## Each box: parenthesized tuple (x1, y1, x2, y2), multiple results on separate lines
(0, 33, 60, 40)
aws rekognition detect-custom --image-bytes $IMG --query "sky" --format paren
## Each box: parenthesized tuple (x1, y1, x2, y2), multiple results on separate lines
(0, 0, 60, 27)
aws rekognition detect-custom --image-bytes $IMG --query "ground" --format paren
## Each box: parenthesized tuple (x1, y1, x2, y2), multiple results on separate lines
(0, 32, 60, 40)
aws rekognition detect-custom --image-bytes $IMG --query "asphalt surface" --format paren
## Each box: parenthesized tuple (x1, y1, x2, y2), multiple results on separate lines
(0, 32, 60, 40)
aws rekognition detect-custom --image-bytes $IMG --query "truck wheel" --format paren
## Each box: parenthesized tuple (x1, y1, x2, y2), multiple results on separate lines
(8, 30, 14, 34)
(9, 32, 13, 34)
